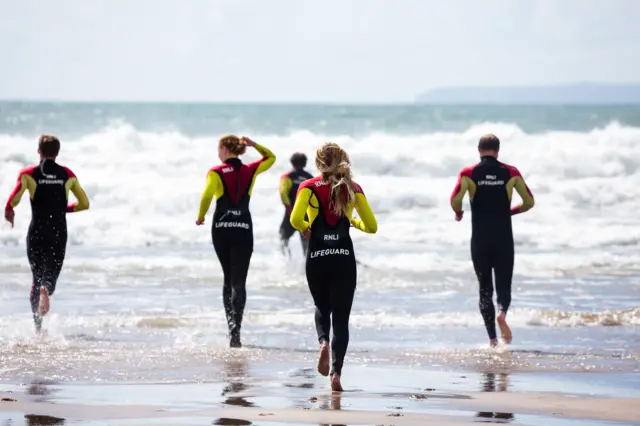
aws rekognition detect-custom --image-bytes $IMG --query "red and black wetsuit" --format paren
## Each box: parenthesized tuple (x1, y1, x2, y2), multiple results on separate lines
(278, 168, 313, 255)
(197, 144, 275, 347)
(5, 159, 90, 330)
(450, 156, 534, 341)
(290, 177, 377, 376)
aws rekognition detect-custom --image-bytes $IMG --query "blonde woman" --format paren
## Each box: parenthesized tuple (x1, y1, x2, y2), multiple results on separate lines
(290, 142, 377, 391)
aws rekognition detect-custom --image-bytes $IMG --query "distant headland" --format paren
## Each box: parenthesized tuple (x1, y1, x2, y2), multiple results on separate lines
(415, 83, 640, 105)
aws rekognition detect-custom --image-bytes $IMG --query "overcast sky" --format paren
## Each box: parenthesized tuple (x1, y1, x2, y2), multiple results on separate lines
(0, 0, 638, 102)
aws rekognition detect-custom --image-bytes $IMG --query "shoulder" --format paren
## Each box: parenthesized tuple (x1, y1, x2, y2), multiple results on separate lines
(18, 165, 37, 177)
(351, 181, 364, 195)
(500, 162, 522, 178)
(60, 165, 77, 179)
(299, 176, 322, 191)
(458, 164, 478, 178)
(280, 171, 291, 180)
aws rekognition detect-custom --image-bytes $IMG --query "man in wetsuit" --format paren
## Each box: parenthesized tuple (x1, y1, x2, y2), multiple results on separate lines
(279, 152, 313, 256)
(4, 135, 90, 332)
(450, 134, 534, 347)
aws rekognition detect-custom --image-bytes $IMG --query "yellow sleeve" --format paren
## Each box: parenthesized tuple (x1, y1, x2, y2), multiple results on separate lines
(348, 193, 378, 234)
(198, 171, 223, 222)
(450, 174, 470, 213)
(511, 176, 535, 215)
(253, 143, 276, 175)
(66, 178, 90, 212)
(290, 187, 312, 231)
(279, 176, 292, 206)
(6, 174, 29, 209)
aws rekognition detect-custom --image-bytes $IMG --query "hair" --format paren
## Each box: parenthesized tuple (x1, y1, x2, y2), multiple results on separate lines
(38, 134, 61, 158)
(478, 134, 500, 152)
(290, 152, 307, 169)
(315, 142, 355, 217)
(218, 134, 247, 156)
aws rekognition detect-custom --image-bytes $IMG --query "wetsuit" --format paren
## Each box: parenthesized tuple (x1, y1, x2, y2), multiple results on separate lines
(4, 160, 90, 330)
(197, 144, 275, 346)
(290, 177, 377, 376)
(279, 168, 313, 255)
(450, 156, 534, 340)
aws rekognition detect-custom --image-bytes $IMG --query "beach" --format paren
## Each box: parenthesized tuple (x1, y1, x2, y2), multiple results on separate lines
(1, 102, 639, 424)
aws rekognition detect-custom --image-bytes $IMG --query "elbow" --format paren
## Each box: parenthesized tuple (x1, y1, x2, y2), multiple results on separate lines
(368, 221, 378, 234)
(290, 215, 304, 231)
(82, 199, 91, 210)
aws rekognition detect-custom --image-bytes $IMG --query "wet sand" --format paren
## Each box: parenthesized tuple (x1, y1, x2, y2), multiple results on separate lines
(1, 360, 639, 425)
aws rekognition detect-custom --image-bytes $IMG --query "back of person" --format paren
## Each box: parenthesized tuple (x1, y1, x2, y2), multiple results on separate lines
(467, 157, 515, 243)
(210, 159, 261, 234)
(284, 168, 313, 207)
(27, 160, 74, 226)
(298, 176, 358, 262)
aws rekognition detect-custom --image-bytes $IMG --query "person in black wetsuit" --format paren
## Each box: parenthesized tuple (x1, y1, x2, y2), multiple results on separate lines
(290, 142, 378, 391)
(450, 134, 535, 347)
(279, 152, 313, 256)
(4, 135, 90, 332)
(196, 134, 276, 348)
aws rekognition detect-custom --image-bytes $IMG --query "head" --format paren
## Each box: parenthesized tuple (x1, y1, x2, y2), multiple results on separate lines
(315, 142, 355, 217)
(290, 152, 307, 170)
(218, 134, 247, 162)
(38, 134, 61, 160)
(478, 134, 500, 158)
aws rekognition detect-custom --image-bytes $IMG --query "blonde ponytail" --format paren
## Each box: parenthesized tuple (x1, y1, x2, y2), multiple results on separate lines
(315, 142, 356, 217)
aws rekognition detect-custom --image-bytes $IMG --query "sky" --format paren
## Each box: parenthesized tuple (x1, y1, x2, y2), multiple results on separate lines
(1, 0, 639, 103)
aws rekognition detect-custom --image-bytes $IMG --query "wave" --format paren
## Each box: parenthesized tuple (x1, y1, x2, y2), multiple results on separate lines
(1, 121, 639, 274)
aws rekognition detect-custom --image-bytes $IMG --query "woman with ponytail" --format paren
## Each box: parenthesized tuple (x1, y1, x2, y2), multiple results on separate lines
(290, 142, 377, 391)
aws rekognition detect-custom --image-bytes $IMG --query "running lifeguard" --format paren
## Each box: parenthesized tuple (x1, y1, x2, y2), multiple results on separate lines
(450, 133, 534, 347)
(290, 142, 377, 391)
(196, 134, 276, 348)
(4, 134, 90, 332)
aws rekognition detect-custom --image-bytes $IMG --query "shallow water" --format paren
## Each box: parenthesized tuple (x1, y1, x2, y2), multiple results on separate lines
(1, 103, 639, 383)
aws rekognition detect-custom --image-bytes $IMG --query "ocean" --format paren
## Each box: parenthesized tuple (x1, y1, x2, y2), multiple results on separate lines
(0, 101, 639, 384)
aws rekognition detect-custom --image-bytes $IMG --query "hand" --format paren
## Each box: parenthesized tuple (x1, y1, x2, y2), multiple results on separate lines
(241, 136, 256, 147)
(301, 229, 310, 240)
(4, 208, 14, 228)
(455, 211, 464, 222)
(285, 205, 292, 215)
(195, 219, 205, 226)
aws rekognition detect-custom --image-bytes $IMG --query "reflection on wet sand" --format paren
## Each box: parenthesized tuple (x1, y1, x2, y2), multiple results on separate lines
(221, 358, 254, 408)
(285, 367, 315, 390)
(318, 393, 345, 426)
(476, 372, 514, 422)
(24, 414, 65, 425)
(26, 379, 57, 402)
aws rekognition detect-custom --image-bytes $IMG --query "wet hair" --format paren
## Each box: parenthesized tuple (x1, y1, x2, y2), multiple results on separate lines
(290, 152, 307, 169)
(219, 134, 247, 156)
(315, 142, 355, 217)
(38, 134, 61, 158)
(478, 134, 500, 152)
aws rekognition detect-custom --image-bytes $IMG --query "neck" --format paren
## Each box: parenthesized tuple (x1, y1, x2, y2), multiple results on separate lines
(222, 155, 239, 163)
(40, 157, 56, 162)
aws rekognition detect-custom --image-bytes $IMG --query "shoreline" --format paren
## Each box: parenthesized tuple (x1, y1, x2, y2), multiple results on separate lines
(1, 362, 639, 425)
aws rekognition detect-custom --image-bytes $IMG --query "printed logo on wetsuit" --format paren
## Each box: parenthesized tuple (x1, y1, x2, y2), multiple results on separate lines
(215, 222, 250, 229)
(310, 248, 350, 258)
(38, 174, 64, 185)
(222, 167, 234, 173)
(324, 234, 339, 241)
(477, 174, 505, 186)
(314, 180, 327, 187)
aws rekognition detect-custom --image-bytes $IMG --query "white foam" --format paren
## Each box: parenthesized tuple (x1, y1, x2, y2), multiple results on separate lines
(1, 121, 639, 277)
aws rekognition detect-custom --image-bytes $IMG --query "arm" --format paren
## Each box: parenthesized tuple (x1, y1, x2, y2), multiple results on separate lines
(290, 187, 312, 232)
(450, 171, 469, 214)
(349, 193, 378, 233)
(5, 173, 28, 211)
(252, 143, 276, 175)
(279, 176, 292, 207)
(511, 176, 535, 215)
(66, 178, 90, 213)
(197, 171, 222, 223)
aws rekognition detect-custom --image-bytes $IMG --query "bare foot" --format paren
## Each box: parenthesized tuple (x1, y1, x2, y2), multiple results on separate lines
(489, 338, 499, 348)
(38, 287, 50, 316)
(330, 372, 343, 392)
(496, 311, 512, 344)
(317, 342, 330, 376)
